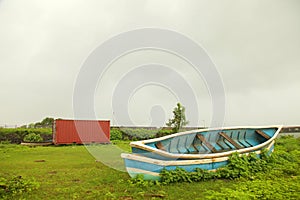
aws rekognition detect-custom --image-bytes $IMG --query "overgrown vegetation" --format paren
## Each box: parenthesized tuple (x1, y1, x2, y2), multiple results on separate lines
(0, 128, 52, 143)
(0, 176, 39, 199)
(158, 150, 273, 184)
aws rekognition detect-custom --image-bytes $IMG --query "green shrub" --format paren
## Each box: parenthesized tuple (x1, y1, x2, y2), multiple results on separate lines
(128, 174, 160, 187)
(155, 129, 173, 137)
(110, 128, 123, 140)
(23, 133, 43, 142)
(110, 127, 176, 141)
(120, 128, 158, 140)
(109, 127, 184, 141)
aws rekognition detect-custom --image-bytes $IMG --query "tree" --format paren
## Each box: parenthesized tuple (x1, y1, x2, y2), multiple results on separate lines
(166, 103, 189, 133)
(40, 117, 54, 127)
(34, 117, 54, 128)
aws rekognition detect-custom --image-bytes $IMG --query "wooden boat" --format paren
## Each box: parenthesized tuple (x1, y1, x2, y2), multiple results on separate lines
(20, 142, 53, 146)
(121, 126, 282, 180)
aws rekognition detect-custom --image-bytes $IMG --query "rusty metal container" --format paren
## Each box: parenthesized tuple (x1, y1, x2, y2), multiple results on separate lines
(53, 119, 110, 144)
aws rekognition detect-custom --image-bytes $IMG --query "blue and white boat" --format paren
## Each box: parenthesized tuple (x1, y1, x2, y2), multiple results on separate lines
(121, 126, 282, 180)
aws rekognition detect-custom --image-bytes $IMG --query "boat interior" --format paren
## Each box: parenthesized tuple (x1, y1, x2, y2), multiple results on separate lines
(146, 129, 275, 154)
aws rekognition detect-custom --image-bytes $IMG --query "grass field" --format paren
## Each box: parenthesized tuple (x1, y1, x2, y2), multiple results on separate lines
(0, 137, 299, 199)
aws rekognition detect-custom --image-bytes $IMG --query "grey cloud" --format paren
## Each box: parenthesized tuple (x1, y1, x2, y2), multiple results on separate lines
(0, 0, 299, 126)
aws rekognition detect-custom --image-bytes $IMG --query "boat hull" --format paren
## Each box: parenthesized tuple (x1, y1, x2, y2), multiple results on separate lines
(122, 140, 275, 180)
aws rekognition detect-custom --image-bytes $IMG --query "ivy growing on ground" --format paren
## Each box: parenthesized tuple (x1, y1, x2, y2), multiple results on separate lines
(159, 150, 273, 184)
(129, 150, 274, 186)
(128, 174, 161, 187)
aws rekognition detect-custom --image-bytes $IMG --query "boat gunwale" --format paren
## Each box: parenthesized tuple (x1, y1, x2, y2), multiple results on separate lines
(130, 125, 282, 159)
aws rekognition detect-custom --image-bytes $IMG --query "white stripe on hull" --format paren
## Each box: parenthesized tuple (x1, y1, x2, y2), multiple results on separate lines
(126, 167, 160, 177)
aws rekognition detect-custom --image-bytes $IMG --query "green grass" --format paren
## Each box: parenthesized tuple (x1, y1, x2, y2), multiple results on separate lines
(0, 137, 299, 199)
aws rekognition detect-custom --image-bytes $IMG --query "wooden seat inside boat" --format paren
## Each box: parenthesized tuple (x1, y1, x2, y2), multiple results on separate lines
(155, 141, 166, 151)
(255, 130, 271, 140)
(219, 132, 243, 149)
(196, 134, 217, 153)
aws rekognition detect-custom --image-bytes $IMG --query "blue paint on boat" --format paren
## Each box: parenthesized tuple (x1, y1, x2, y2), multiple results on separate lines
(125, 158, 164, 173)
(122, 153, 227, 180)
(212, 160, 228, 169)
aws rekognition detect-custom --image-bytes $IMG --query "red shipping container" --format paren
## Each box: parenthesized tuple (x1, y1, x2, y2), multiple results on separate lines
(53, 119, 110, 144)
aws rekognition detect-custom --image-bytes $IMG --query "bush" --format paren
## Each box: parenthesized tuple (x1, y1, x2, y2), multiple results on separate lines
(110, 128, 123, 140)
(156, 129, 173, 137)
(120, 128, 158, 140)
(23, 133, 43, 142)
(0, 128, 52, 143)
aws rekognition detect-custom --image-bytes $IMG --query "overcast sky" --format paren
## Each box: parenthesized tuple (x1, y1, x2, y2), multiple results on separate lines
(0, 0, 299, 127)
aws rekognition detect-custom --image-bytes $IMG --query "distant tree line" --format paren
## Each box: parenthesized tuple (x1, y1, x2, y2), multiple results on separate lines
(1, 103, 190, 143)
(0, 117, 54, 143)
